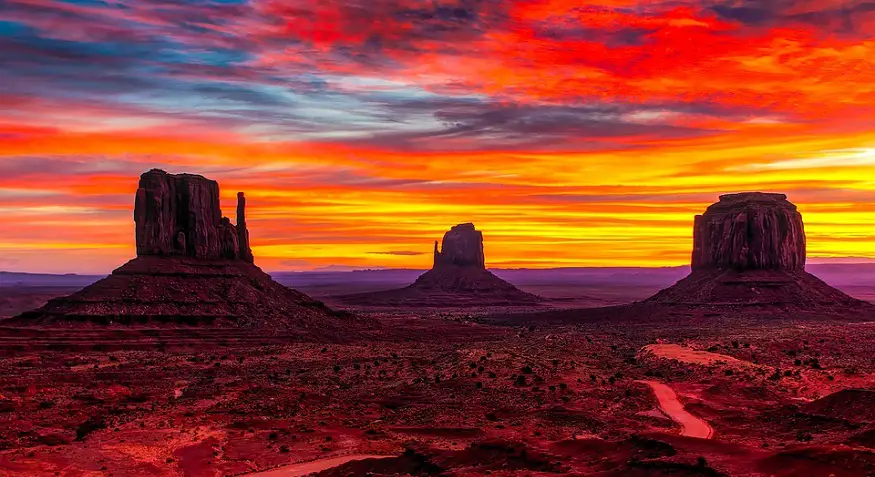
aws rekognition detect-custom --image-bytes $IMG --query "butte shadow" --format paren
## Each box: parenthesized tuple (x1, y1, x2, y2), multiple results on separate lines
(490, 192, 874, 325)
(7, 169, 374, 340)
(334, 223, 543, 308)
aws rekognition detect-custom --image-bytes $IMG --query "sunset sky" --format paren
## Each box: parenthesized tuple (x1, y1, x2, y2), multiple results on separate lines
(2, 0, 875, 274)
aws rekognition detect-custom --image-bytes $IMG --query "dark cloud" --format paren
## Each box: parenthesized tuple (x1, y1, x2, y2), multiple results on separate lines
(532, 22, 654, 47)
(705, 0, 875, 36)
(332, 99, 760, 152)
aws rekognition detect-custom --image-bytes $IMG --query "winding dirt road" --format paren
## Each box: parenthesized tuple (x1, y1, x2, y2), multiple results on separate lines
(640, 380, 714, 439)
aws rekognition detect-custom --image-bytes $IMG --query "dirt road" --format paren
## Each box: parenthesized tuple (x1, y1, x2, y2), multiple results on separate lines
(640, 380, 714, 439)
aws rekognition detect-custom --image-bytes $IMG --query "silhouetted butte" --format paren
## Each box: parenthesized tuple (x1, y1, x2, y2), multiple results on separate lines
(336, 223, 541, 307)
(10, 169, 370, 338)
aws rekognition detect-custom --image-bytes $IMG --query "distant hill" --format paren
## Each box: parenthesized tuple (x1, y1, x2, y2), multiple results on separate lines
(0, 272, 105, 288)
(3, 263, 873, 302)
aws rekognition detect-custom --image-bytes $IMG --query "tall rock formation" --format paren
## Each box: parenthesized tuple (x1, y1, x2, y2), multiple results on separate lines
(691, 193, 805, 272)
(134, 169, 249, 261)
(337, 223, 541, 307)
(497, 191, 873, 327)
(433, 223, 485, 269)
(646, 192, 867, 309)
(12, 169, 372, 338)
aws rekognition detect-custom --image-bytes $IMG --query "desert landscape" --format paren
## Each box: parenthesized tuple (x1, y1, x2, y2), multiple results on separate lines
(5, 0, 875, 474)
(0, 171, 873, 477)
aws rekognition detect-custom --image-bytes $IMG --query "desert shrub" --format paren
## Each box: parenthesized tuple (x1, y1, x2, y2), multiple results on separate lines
(75, 417, 107, 441)
(795, 431, 813, 442)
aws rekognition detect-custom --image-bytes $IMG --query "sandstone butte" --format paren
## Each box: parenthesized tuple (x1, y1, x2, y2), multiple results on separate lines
(646, 192, 867, 308)
(11, 169, 373, 339)
(483, 192, 874, 328)
(338, 223, 542, 307)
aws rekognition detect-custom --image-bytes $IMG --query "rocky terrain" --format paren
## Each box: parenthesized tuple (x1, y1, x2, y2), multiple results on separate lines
(3, 315, 875, 476)
(336, 223, 542, 308)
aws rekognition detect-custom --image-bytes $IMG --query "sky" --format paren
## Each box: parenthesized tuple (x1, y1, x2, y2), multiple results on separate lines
(2, 0, 875, 274)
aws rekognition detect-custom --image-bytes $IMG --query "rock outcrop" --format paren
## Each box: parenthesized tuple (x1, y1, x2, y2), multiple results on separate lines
(646, 192, 868, 309)
(134, 169, 252, 262)
(692, 193, 805, 272)
(336, 223, 542, 307)
(433, 223, 485, 269)
(12, 169, 372, 339)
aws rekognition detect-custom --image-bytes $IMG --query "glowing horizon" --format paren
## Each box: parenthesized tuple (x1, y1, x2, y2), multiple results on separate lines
(2, 0, 874, 274)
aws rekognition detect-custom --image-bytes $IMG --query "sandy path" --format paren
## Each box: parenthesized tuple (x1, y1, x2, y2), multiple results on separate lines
(640, 380, 714, 439)
(246, 454, 394, 476)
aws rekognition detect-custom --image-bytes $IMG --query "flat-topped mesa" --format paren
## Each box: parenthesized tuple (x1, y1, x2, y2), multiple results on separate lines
(691, 192, 806, 272)
(134, 169, 252, 262)
(433, 223, 486, 269)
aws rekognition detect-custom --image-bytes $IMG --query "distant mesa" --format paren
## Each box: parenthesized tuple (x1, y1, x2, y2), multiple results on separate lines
(336, 223, 542, 307)
(10, 169, 370, 338)
(691, 192, 805, 272)
(646, 192, 868, 309)
(491, 192, 872, 326)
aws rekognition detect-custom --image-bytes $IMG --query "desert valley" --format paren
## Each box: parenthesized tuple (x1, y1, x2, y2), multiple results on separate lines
(0, 170, 873, 477)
